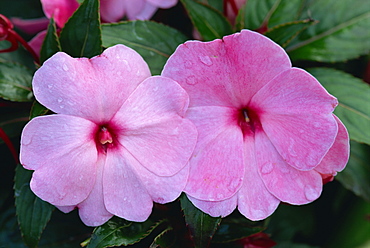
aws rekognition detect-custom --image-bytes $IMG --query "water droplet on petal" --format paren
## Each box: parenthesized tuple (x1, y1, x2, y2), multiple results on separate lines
(22, 135, 32, 145)
(199, 55, 213, 66)
(185, 60, 193, 69)
(123, 60, 131, 71)
(47, 84, 53, 89)
(60, 105, 65, 109)
(186, 75, 197, 85)
(153, 86, 158, 92)
(62, 64, 69, 71)
(57, 98, 63, 103)
(288, 138, 297, 157)
(304, 186, 320, 201)
(261, 163, 274, 174)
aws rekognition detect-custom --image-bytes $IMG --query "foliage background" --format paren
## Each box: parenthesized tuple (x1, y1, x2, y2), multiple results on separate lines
(0, 0, 369, 247)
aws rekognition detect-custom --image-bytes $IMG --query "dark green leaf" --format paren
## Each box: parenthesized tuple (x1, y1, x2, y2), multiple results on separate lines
(0, 61, 33, 102)
(235, 0, 305, 31)
(287, 0, 370, 62)
(102, 21, 187, 75)
(199, 0, 223, 13)
(87, 217, 165, 248)
(180, 194, 221, 248)
(181, 0, 232, 41)
(150, 227, 176, 248)
(265, 19, 317, 47)
(40, 18, 61, 64)
(212, 214, 265, 243)
(30, 101, 49, 119)
(59, 0, 102, 58)
(14, 165, 54, 248)
(336, 141, 370, 202)
(308, 68, 370, 145)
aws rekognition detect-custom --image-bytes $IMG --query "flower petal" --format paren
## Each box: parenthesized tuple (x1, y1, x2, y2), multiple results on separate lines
(103, 148, 153, 222)
(162, 29, 291, 108)
(78, 158, 113, 226)
(187, 194, 237, 218)
(251, 68, 338, 170)
(238, 138, 280, 221)
(41, 0, 79, 28)
(29, 30, 47, 57)
(32, 45, 151, 123)
(147, 0, 177, 8)
(20, 114, 98, 206)
(113, 76, 197, 176)
(314, 115, 350, 175)
(130, 2, 157, 20)
(184, 106, 244, 201)
(129, 154, 189, 204)
(11, 17, 49, 34)
(256, 131, 323, 205)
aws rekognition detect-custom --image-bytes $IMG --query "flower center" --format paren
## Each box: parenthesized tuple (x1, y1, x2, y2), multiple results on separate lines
(95, 125, 116, 154)
(238, 107, 259, 137)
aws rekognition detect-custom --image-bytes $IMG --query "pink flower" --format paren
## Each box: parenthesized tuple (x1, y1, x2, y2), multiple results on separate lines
(20, 44, 197, 226)
(162, 30, 349, 220)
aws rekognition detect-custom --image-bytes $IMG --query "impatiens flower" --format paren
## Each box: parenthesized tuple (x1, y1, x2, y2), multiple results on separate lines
(20, 44, 197, 226)
(162, 30, 349, 220)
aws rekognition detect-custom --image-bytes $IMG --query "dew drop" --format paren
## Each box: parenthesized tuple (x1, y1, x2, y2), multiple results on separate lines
(123, 60, 131, 71)
(153, 86, 158, 92)
(261, 163, 274, 174)
(22, 135, 32, 145)
(186, 75, 197, 85)
(313, 122, 321, 128)
(199, 55, 213, 66)
(62, 64, 69, 71)
(288, 138, 297, 157)
(304, 186, 320, 201)
(47, 84, 53, 89)
(123, 197, 127, 201)
(60, 105, 65, 109)
(57, 98, 63, 103)
(40, 136, 49, 141)
(184, 60, 193, 69)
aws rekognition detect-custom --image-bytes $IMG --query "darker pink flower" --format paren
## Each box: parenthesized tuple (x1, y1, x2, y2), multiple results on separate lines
(162, 30, 349, 220)
(20, 44, 197, 226)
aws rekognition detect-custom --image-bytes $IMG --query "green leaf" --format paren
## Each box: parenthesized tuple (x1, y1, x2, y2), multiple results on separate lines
(102, 21, 188, 75)
(265, 19, 317, 47)
(40, 18, 61, 64)
(30, 101, 49, 119)
(87, 217, 165, 248)
(14, 165, 54, 248)
(59, 0, 102, 58)
(181, 0, 232, 41)
(0, 61, 33, 102)
(212, 214, 266, 243)
(336, 141, 370, 202)
(199, 0, 223, 13)
(180, 194, 221, 248)
(150, 227, 176, 248)
(287, 0, 370, 62)
(235, 0, 305, 31)
(308, 68, 370, 144)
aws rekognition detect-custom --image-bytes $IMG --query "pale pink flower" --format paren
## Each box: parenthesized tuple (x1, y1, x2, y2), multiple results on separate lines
(162, 30, 349, 220)
(20, 44, 197, 226)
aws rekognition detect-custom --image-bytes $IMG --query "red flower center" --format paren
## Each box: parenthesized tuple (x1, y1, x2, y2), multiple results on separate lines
(237, 107, 260, 137)
(95, 125, 117, 154)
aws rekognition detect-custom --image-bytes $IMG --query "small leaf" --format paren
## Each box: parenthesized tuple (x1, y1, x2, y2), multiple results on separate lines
(40, 18, 61, 64)
(102, 21, 187, 75)
(308, 68, 370, 145)
(287, 0, 370, 62)
(212, 213, 266, 243)
(59, 0, 102, 58)
(87, 217, 165, 248)
(265, 19, 317, 47)
(30, 101, 49, 119)
(180, 194, 221, 248)
(181, 0, 233, 41)
(336, 141, 370, 202)
(0, 61, 33, 102)
(14, 165, 54, 248)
